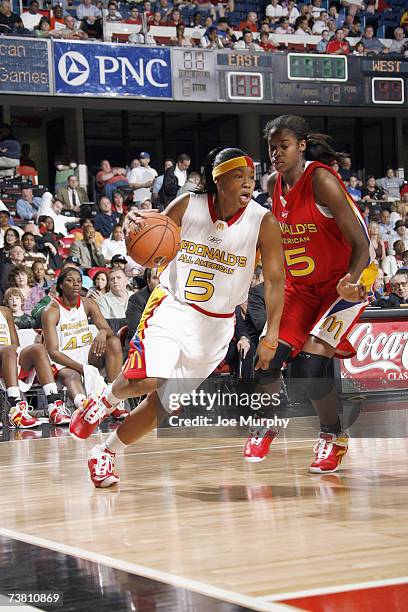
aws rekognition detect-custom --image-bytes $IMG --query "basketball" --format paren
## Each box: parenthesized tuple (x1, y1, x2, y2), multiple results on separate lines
(125, 211, 181, 268)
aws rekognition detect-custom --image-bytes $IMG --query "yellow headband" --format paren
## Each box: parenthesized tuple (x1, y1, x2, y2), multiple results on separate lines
(212, 155, 254, 180)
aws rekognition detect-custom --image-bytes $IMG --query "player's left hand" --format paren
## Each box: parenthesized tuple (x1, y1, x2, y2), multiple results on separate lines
(337, 273, 367, 302)
(93, 331, 107, 357)
(255, 339, 278, 371)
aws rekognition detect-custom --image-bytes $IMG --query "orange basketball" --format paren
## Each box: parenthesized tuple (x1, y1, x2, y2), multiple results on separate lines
(125, 212, 180, 268)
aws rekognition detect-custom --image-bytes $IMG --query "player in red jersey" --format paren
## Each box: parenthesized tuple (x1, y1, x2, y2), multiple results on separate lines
(244, 115, 374, 472)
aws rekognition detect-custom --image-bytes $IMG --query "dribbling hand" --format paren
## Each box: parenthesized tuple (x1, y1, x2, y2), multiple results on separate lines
(124, 209, 160, 236)
(337, 273, 367, 302)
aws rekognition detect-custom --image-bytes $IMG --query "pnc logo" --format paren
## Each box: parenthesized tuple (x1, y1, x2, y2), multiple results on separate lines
(58, 51, 90, 86)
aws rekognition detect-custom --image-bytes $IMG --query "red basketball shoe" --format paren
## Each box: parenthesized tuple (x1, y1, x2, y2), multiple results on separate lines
(8, 401, 41, 429)
(309, 432, 349, 473)
(48, 400, 71, 425)
(243, 427, 279, 462)
(111, 401, 128, 420)
(69, 395, 112, 440)
(88, 445, 120, 488)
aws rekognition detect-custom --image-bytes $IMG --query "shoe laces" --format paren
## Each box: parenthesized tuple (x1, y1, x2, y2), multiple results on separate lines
(314, 437, 333, 460)
(94, 448, 115, 477)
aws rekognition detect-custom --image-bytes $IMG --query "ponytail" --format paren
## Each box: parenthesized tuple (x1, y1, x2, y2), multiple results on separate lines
(195, 146, 250, 194)
(264, 115, 346, 165)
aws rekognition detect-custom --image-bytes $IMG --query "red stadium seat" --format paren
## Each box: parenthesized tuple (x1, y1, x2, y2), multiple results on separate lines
(16, 165, 38, 185)
(69, 228, 83, 235)
(87, 267, 111, 280)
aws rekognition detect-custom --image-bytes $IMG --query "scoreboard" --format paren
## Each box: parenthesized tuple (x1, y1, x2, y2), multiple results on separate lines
(172, 50, 407, 107)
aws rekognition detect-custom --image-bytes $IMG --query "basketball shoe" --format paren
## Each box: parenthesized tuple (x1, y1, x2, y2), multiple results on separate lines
(243, 427, 279, 462)
(309, 432, 349, 473)
(69, 394, 112, 440)
(88, 444, 120, 488)
(48, 399, 71, 425)
(8, 401, 41, 429)
(110, 401, 128, 420)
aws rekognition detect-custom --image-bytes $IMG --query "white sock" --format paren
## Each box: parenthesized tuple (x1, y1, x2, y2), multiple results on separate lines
(7, 387, 21, 404)
(74, 394, 86, 409)
(43, 383, 58, 397)
(105, 385, 121, 408)
(103, 430, 128, 455)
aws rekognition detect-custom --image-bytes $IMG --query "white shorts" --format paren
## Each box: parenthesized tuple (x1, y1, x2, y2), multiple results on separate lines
(0, 348, 36, 394)
(123, 287, 235, 411)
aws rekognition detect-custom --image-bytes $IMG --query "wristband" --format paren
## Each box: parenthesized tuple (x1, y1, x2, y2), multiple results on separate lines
(260, 338, 278, 350)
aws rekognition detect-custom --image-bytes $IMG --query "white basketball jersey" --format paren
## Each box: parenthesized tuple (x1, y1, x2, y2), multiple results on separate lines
(0, 310, 11, 347)
(160, 193, 268, 314)
(54, 298, 93, 355)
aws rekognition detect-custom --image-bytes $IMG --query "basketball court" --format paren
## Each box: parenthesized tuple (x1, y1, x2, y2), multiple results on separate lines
(0, 394, 407, 611)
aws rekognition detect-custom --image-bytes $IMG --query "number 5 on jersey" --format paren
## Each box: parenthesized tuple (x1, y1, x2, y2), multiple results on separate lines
(184, 269, 215, 302)
(285, 247, 316, 277)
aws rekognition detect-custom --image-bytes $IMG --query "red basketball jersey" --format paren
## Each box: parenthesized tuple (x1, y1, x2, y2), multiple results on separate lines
(273, 161, 369, 286)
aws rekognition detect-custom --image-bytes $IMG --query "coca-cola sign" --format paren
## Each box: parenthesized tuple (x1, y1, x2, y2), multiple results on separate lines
(341, 321, 408, 391)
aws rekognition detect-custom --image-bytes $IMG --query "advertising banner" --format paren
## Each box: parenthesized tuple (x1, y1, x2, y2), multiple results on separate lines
(54, 41, 172, 98)
(0, 37, 51, 94)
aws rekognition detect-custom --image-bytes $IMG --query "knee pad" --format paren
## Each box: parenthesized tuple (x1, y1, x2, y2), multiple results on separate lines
(254, 342, 292, 386)
(292, 352, 334, 401)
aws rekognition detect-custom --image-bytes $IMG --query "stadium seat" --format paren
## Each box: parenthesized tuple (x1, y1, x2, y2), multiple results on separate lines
(15, 166, 38, 186)
(69, 228, 83, 235)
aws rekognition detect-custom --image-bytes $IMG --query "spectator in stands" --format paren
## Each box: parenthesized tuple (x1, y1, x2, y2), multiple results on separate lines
(251, 265, 264, 287)
(126, 267, 159, 345)
(54, 144, 77, 191)
(353, 41, 366, 55)
(8, 265, 45, 314)
(69, 222, 105, 269)
(102, 224, 126, 263)
(294, 16, 312, 35)
(58, 14, 88, 39)
(339, 156, 353, 183)
(341, 0, 364, 18)
(77, 0, 103, 38)
(178, 171, 201, 195)
(379, 208, 393, 241)
(326, 28, 351, 54)
(285, 0, 300, 25)
(0, 210, 17, 248)
(158, 153, 190, 209)
(347, 175, 362, 200)
(361, 25, 384, 54)
(388, 220, 408, 254)
(311, 0, 324, 18)
(239, 11, 258, 32)
(233, 29, 261, 50)
(112, 190, 127, 218)
(148, 10, 163, 26)
(376, 270, 408, 307)
(170, 22, 191, 46)
(21, 232, 47, 268)
(372, 267, 385, 300)
(127, 152, 158, 205)
(87, 269, 110, 300)
(257, 31, 277, 51)
(165, 7, 183, 26)
(312, 12, 329, 34)
(382, 240, 405, 279)
(140, 197, 153, 210)
(317, 29, 330, 52)
(126, 5, 141, 24)
(157, 0, 171, 20)
(126, 158, 140, 181)
(97, 268, 133, 319)
(129, 22, 157, 45)
(0, 228, 20, 262)
(50, 5, 65, 30)
(96, 159, 128, 201)
(0, 0, 24, 34)
(368, 221, 386, 263)
(47, 198, 79, 237)
(376, 168, 404, 200)
(57, 175, 88, 212)
(73, 218, 104, 247)
(299, 3, 313, 25)
(16, 187, 42, 221)
(20, 144, 37, 170)
(151, 158, 173, 205)
(106, 1, 122, 22)
(362, 175, 386, 201)
(4, 287, 33, 329)
(328, 5, 342, 28)
(200, 25, 224, 48)
(32, 261, 52, 291)
(275, 16, 294, 35)
(21, 0, 42, 30)
(35, 15, 53, 39)
(94, 196, 119, 238)
(0, 123, 21, 178)
(389, 27, 406, 53)
(390, 201, 407, 226)
(265, 0, 284, 25)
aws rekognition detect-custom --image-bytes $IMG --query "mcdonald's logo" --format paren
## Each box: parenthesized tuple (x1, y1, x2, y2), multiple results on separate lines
(217, 222, 225, 231)
(320, 315, 343, 340)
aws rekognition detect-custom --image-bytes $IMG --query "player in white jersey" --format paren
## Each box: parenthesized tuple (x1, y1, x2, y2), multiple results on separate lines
(42, 268, 126, 419)
(70, 147, 285, 488)
(0, 305, 69, 428)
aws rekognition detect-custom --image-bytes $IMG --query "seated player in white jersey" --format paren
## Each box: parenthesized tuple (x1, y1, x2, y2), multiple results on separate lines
(41, 268, 126, 419)
(70, 146, 286, 488)
(0, 305, 69, 428)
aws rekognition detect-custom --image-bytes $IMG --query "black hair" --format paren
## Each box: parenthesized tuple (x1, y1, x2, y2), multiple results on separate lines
(195, 147, 250, 195)
(264, 115, 346, 165)
(80, 217, 94, 227)
(177, 153, 191, 163)
(56, 268, 82, 296)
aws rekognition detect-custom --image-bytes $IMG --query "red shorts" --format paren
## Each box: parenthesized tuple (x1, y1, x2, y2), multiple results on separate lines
(279, 280, 367, 357)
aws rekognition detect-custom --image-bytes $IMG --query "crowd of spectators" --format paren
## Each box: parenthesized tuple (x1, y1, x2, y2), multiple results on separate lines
(0, 0, 407, 57)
